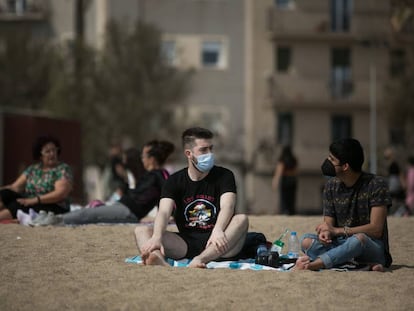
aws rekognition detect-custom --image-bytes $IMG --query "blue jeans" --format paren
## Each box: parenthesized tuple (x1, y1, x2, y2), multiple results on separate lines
(301, 233, 386, 268)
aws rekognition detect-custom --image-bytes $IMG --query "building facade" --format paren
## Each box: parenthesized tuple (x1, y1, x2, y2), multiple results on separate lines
(0, 0, 402, 213)
(245, 0, 393, 214)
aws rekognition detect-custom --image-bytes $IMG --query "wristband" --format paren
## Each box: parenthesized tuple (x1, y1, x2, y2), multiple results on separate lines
(343, 226, 350, 238)
(36, 195, 41, 204)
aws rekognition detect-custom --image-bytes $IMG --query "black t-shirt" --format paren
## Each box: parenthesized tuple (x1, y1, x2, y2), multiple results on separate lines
(119, 169, 169, 220)
(161, 166, 237, 234)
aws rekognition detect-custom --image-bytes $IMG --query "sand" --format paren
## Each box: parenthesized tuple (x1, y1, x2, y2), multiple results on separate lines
(1, 215, 413, 311)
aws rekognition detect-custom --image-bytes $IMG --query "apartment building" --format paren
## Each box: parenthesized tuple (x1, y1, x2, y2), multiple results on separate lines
(244, 0, 393, 213)
(0, 0, 399, 213)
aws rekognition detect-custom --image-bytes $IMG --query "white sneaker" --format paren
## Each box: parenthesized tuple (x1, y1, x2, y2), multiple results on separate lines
(30, 210, 48, 226)
(29, 208, 38, 220)
(17, 209, 32, 226)
(36, 212, 63, 226)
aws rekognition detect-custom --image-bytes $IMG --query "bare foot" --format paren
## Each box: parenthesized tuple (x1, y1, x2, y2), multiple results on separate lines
(370, 264, 384, 272)
(188, 257, 207, 269)
(291, 256, 311, 271)
(145, 252, 170, 267)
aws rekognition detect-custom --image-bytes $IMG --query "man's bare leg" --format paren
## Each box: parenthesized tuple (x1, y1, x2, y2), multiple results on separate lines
(134, 226, 187, 267)
(188, 214, 249, 268)
(134, 226, 169, 266)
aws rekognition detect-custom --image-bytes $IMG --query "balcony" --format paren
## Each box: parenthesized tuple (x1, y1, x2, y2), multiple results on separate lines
(329, 78, 353, 99)
(0, 0, 49, 22)
(267, 74, 379, 109)
(267, 7, 335, 41)
(267, 1, 391, 42)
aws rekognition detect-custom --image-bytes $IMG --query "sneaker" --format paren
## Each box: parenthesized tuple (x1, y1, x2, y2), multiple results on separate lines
(29, 208, 38, 220)
(36, 212, 63, 226)
(30, 210, 48, 227)
(17, 209, 32, 226)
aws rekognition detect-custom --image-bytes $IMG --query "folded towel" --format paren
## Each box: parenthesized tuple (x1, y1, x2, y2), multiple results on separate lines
(125, 255, 294, 271)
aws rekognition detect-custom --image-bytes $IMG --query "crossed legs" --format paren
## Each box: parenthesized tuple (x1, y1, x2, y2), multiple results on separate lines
(294, 234, 385, 272)
(134, 214, 249, 268)
(189, 214, 249, 268)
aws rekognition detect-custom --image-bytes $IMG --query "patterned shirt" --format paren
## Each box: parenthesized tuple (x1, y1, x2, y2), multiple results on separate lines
(323, 173, 391, 226)
(23, 162, 73, 205)
(323, 172, 393, 266)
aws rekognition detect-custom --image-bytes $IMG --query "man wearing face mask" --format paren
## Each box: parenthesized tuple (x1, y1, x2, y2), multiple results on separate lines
(135, 127, 249, 268)
(294, 138, 392, 272)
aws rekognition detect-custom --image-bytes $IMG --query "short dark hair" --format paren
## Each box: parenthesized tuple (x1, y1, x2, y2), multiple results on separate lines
(181, 127, 213, 149)
(329, 138, 364, 172)
(32, 135, 61, 160)
(144, 140, 175, 165)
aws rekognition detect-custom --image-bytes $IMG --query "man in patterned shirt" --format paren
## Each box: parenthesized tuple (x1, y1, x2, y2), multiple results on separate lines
(295, 138, 392, 271)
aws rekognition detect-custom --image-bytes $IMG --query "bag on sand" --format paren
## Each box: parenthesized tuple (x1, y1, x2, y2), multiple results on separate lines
(233, 232, 267, 260)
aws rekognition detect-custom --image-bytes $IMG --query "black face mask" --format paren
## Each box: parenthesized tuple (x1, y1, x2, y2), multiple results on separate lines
(321, 159, 337, 177)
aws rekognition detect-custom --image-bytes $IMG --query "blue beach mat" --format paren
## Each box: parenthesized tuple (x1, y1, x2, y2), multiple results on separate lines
(125, 255, 294, 271)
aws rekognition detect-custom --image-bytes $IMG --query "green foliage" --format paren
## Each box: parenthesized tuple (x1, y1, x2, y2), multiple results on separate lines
(0, 29, 56, 109)
(45, 20, 192, 165)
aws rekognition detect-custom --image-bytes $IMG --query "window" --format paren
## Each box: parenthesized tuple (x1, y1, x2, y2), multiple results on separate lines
(277, 112, 293, 145)
(7, 0, 26, 15)
(161, 40, 176, 66)
(275, 46, 291, 73)
(202, 41, 223, 68)
(330, 48, 352, 98)
(331, 115, 352, 141)
(275, 0, 295, 9)
(390, 49, 406, 77)
(330, 0, 352, 32)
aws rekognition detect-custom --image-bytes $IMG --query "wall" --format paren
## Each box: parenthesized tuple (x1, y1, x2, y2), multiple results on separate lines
(0, 111, 84, 204)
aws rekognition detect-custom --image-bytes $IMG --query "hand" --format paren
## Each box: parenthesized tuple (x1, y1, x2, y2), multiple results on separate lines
(16, 197, 37, 207)
(318, 230, 332, 244)
(315, 222, 333, 234)
(140, 237, 164, 264)
(206, 228, 229, 254)
(315, 222, 335, 243)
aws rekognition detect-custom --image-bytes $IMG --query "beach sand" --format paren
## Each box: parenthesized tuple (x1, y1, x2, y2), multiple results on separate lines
(1, 215, 413, 311)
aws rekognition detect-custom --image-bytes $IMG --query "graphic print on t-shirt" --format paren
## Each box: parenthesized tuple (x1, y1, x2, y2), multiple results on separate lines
(184, 198, 217, 229)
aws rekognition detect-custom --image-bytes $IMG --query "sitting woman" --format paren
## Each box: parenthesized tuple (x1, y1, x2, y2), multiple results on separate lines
(116, 147, 146, 196)
(48, 140, 175, 225)
(0, 135, 73, 222)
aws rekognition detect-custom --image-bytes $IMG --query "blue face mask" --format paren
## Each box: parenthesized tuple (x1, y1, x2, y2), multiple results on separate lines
(193, 153, 215, 173)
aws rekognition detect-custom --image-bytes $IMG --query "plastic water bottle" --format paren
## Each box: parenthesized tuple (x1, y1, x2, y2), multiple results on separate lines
(270, 239, 285, 254)
(287, 231, 300, 259)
